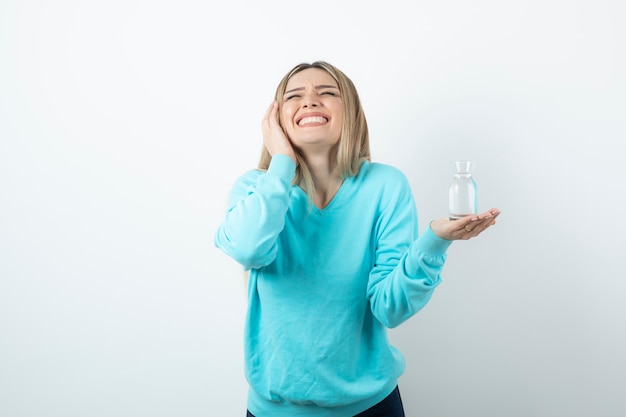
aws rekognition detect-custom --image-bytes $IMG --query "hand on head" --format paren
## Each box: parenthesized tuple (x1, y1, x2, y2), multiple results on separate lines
(261, 101, 297, 164)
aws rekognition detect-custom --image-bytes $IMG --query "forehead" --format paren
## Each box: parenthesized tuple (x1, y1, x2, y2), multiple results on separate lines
(285, 68, 338, 89)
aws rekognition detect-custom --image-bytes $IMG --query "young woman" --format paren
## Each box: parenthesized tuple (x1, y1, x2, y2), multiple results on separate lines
(214, 61, 500, 417)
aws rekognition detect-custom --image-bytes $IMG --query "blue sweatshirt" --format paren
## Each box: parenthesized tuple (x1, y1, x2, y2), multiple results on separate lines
(214, 155, 452, 416)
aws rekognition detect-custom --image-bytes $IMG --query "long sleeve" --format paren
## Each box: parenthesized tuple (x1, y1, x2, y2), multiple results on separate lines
(214, 155, 296, 270)
(366, 172, 453, 329)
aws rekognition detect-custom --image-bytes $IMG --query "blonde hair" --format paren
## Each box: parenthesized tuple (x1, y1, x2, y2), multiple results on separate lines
(258, 61, 371, 200)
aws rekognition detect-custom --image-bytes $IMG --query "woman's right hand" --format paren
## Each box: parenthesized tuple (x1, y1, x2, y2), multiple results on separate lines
(261, 101, 297, 163)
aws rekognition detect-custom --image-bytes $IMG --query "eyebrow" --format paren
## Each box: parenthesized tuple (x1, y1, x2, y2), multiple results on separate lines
(284, 84, 339, 94)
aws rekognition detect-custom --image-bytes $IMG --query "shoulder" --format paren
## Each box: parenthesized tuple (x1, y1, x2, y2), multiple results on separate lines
(358, 161, 411, 188)
(353, 162, 414, 206)
(351, 162, 417, 221)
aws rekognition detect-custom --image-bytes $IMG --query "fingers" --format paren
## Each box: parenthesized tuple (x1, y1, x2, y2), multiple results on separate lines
(261, 101, 281, 145)
(261, 100, 297, 163)
(457, 209, 500, 239)
(262, 101, 278, 132)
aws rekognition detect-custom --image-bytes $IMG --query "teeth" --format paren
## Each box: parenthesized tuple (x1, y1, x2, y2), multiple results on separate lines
(299, 116, 327, 126)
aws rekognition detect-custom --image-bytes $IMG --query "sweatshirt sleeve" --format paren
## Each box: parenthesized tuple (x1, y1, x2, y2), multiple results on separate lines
(366, 172, 453, 328)
(214, 155, 296, 270)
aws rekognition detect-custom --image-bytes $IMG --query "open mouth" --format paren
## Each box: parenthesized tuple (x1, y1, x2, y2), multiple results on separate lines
(297, 115, 328, 126)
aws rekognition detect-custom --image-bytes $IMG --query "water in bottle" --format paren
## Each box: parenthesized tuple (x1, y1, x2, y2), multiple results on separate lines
(449, 161, 478, 220)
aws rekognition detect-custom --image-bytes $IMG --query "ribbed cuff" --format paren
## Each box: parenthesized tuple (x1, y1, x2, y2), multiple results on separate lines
(267, 154, 296, 182)
(416, 225, 453, 257)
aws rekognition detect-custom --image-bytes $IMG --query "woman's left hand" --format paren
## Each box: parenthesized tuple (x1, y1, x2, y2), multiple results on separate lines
(430, 208, 501, 241)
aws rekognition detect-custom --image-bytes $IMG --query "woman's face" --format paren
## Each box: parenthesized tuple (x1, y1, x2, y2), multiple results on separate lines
(280, 68, 344, 153)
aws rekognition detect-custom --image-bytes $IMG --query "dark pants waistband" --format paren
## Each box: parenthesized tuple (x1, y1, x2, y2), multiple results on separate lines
(246, 386, 405, 417)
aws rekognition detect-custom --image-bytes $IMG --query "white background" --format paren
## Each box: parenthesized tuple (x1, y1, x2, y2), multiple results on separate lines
(1, 1, 624, 416)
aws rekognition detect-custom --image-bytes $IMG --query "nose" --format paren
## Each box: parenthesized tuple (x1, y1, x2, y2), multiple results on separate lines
(302, 93, 319, 108)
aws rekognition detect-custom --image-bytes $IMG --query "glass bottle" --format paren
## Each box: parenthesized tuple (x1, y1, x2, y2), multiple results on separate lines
(449, 161, 478, 220)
